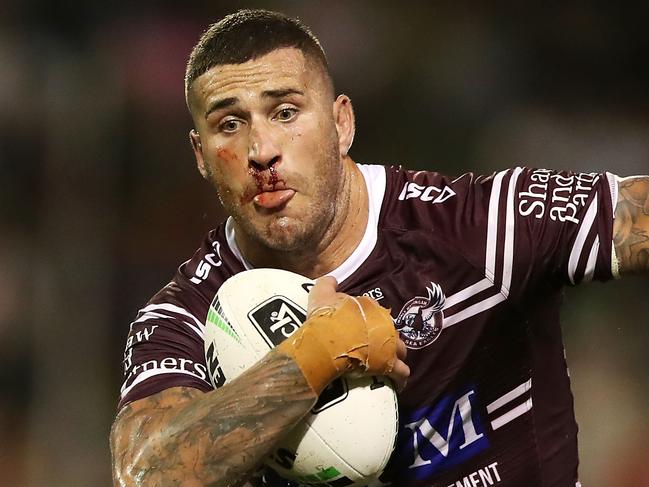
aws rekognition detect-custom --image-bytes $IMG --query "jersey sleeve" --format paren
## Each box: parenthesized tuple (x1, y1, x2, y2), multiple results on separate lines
(458, 167, 619, 289)
(507, 167, 617, 285)
(386, 165, 618, 287)
(117, 227, 241, 410)
(117, 280, 213, 409)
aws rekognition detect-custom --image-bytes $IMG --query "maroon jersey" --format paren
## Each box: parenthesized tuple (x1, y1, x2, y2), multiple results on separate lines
(118, 164, 618, 487)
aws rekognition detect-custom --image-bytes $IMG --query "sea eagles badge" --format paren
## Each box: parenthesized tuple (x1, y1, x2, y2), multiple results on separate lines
(395, 282, 446, 349)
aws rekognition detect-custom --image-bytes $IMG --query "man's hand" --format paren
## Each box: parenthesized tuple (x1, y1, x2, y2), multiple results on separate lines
(278, 276, 410, 394)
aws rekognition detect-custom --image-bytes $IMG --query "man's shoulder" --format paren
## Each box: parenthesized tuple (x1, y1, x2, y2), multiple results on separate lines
(147, 221, 246, 315)
(364, 163, 494, 229)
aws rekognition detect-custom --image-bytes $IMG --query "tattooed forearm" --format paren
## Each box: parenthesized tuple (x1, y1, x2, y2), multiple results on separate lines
(110, 349, 316, 487)
(613, 176, 649, 274)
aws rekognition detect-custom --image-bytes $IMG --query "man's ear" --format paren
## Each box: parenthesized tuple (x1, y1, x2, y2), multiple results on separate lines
(333, 95, 355, 157)
(189, 129, 208, 179)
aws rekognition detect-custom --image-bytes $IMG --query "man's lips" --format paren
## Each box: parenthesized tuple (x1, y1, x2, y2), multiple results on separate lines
(253, 189, 296, 209)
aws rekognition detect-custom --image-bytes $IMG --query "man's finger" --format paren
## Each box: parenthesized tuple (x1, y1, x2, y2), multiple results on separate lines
(388, 359, 410, 393)
(307, 276, 338, 316)
(396, 338, 407, 360)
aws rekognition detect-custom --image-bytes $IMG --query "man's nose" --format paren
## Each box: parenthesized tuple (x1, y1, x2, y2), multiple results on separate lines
(248, 122, 280, 170)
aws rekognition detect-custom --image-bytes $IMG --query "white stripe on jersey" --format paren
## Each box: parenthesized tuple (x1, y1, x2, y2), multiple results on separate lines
(490, 398, 533, 430)
(130, 311, 176, 329)
(485, 379, 533, 430)
(120, 367, 210, 398)
(607, 173, 621, 279)
(444, 168, 614, 327)
(138, 303, 205, 338)
(443, 278, 492, 310)
(443, 167, 522, 328)
(443, 293, 506, 328)
(502, 167, 523, 296)
(485, 171, 507, 281)
(568, 194, 599, 284)
(486, 378, 532, 413)
(328, 164, 386, 284)
(225, 218, 254, 270)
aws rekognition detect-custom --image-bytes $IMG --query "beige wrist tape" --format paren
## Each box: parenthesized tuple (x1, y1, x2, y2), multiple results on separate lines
(277, 296, 397, 394)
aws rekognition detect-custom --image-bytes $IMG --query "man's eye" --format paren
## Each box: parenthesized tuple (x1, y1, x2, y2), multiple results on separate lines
(275, 108, 297, 121)
(220, 119, 241, 132)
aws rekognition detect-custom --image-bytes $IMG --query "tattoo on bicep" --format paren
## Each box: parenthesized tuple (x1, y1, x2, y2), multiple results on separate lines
(614, 177, 649, 274)
(111, 351, 315, 487)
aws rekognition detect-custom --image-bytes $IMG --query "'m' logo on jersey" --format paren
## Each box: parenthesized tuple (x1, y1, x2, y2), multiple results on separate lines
(248, 296, 307, 347)
(390, 387, 489, 481)
(395, 283, 445, 349)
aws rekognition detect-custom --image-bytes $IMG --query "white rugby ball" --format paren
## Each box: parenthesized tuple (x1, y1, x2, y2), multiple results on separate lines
(203, 268, 398, 486)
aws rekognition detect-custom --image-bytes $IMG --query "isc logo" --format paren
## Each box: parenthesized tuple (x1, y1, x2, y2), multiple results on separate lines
(398, 182, 456, 204)
(247, 296, 307, 347)
(190, 241, 222, 285)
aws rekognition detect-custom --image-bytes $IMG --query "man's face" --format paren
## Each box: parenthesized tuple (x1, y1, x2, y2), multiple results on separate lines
(188, 48, 347, 252)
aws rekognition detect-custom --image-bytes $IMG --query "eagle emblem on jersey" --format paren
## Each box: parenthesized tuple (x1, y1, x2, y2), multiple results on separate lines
(395, 282, 445, 349)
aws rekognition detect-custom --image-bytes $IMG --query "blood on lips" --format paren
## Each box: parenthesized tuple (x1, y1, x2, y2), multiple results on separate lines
(269, 165, 279, 186)
(240, 165, 292, 208)
(248, 166, 265, 192)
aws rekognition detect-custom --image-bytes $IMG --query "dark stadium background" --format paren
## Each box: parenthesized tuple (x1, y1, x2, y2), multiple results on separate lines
(1, 1, 647, 485)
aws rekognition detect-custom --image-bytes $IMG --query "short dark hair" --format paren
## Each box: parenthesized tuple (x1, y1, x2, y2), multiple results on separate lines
(185, 9, 332, 106)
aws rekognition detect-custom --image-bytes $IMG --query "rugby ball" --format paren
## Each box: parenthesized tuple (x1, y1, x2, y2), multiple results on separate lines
(203, 268, 398, 486)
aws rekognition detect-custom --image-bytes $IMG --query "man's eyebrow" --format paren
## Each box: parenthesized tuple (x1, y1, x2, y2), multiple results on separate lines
(204, 89, 304, 119)
(262, 88, 304, 99)
(204, 97, 238, 119)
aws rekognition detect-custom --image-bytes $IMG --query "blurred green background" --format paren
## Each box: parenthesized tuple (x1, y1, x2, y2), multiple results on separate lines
(0, 1, 647, 485)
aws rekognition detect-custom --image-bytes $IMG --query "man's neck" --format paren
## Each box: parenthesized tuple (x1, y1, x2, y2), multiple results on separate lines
(234, 159, 369, 279)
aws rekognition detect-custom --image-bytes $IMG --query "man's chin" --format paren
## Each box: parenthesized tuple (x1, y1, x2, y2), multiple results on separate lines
(257, 220, 316, 252)
(233, 211, 324, 254)
(259, 230, 309, 252)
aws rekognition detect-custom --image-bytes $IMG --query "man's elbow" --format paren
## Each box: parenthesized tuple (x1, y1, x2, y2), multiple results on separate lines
(109, 412, 149, 487)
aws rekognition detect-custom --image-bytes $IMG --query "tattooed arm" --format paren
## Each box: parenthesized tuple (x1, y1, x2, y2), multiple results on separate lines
(613, 176, 649, 275)
(110, 276, 409, 486)
(110, 351, 316, 487)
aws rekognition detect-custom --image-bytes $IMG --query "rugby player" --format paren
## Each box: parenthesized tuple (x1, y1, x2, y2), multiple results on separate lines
(110, 9, 649, 487)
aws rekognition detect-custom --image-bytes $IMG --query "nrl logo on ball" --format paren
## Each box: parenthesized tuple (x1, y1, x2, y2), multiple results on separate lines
(247, 296, 307, 348)
(395, 282, 445, 349)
